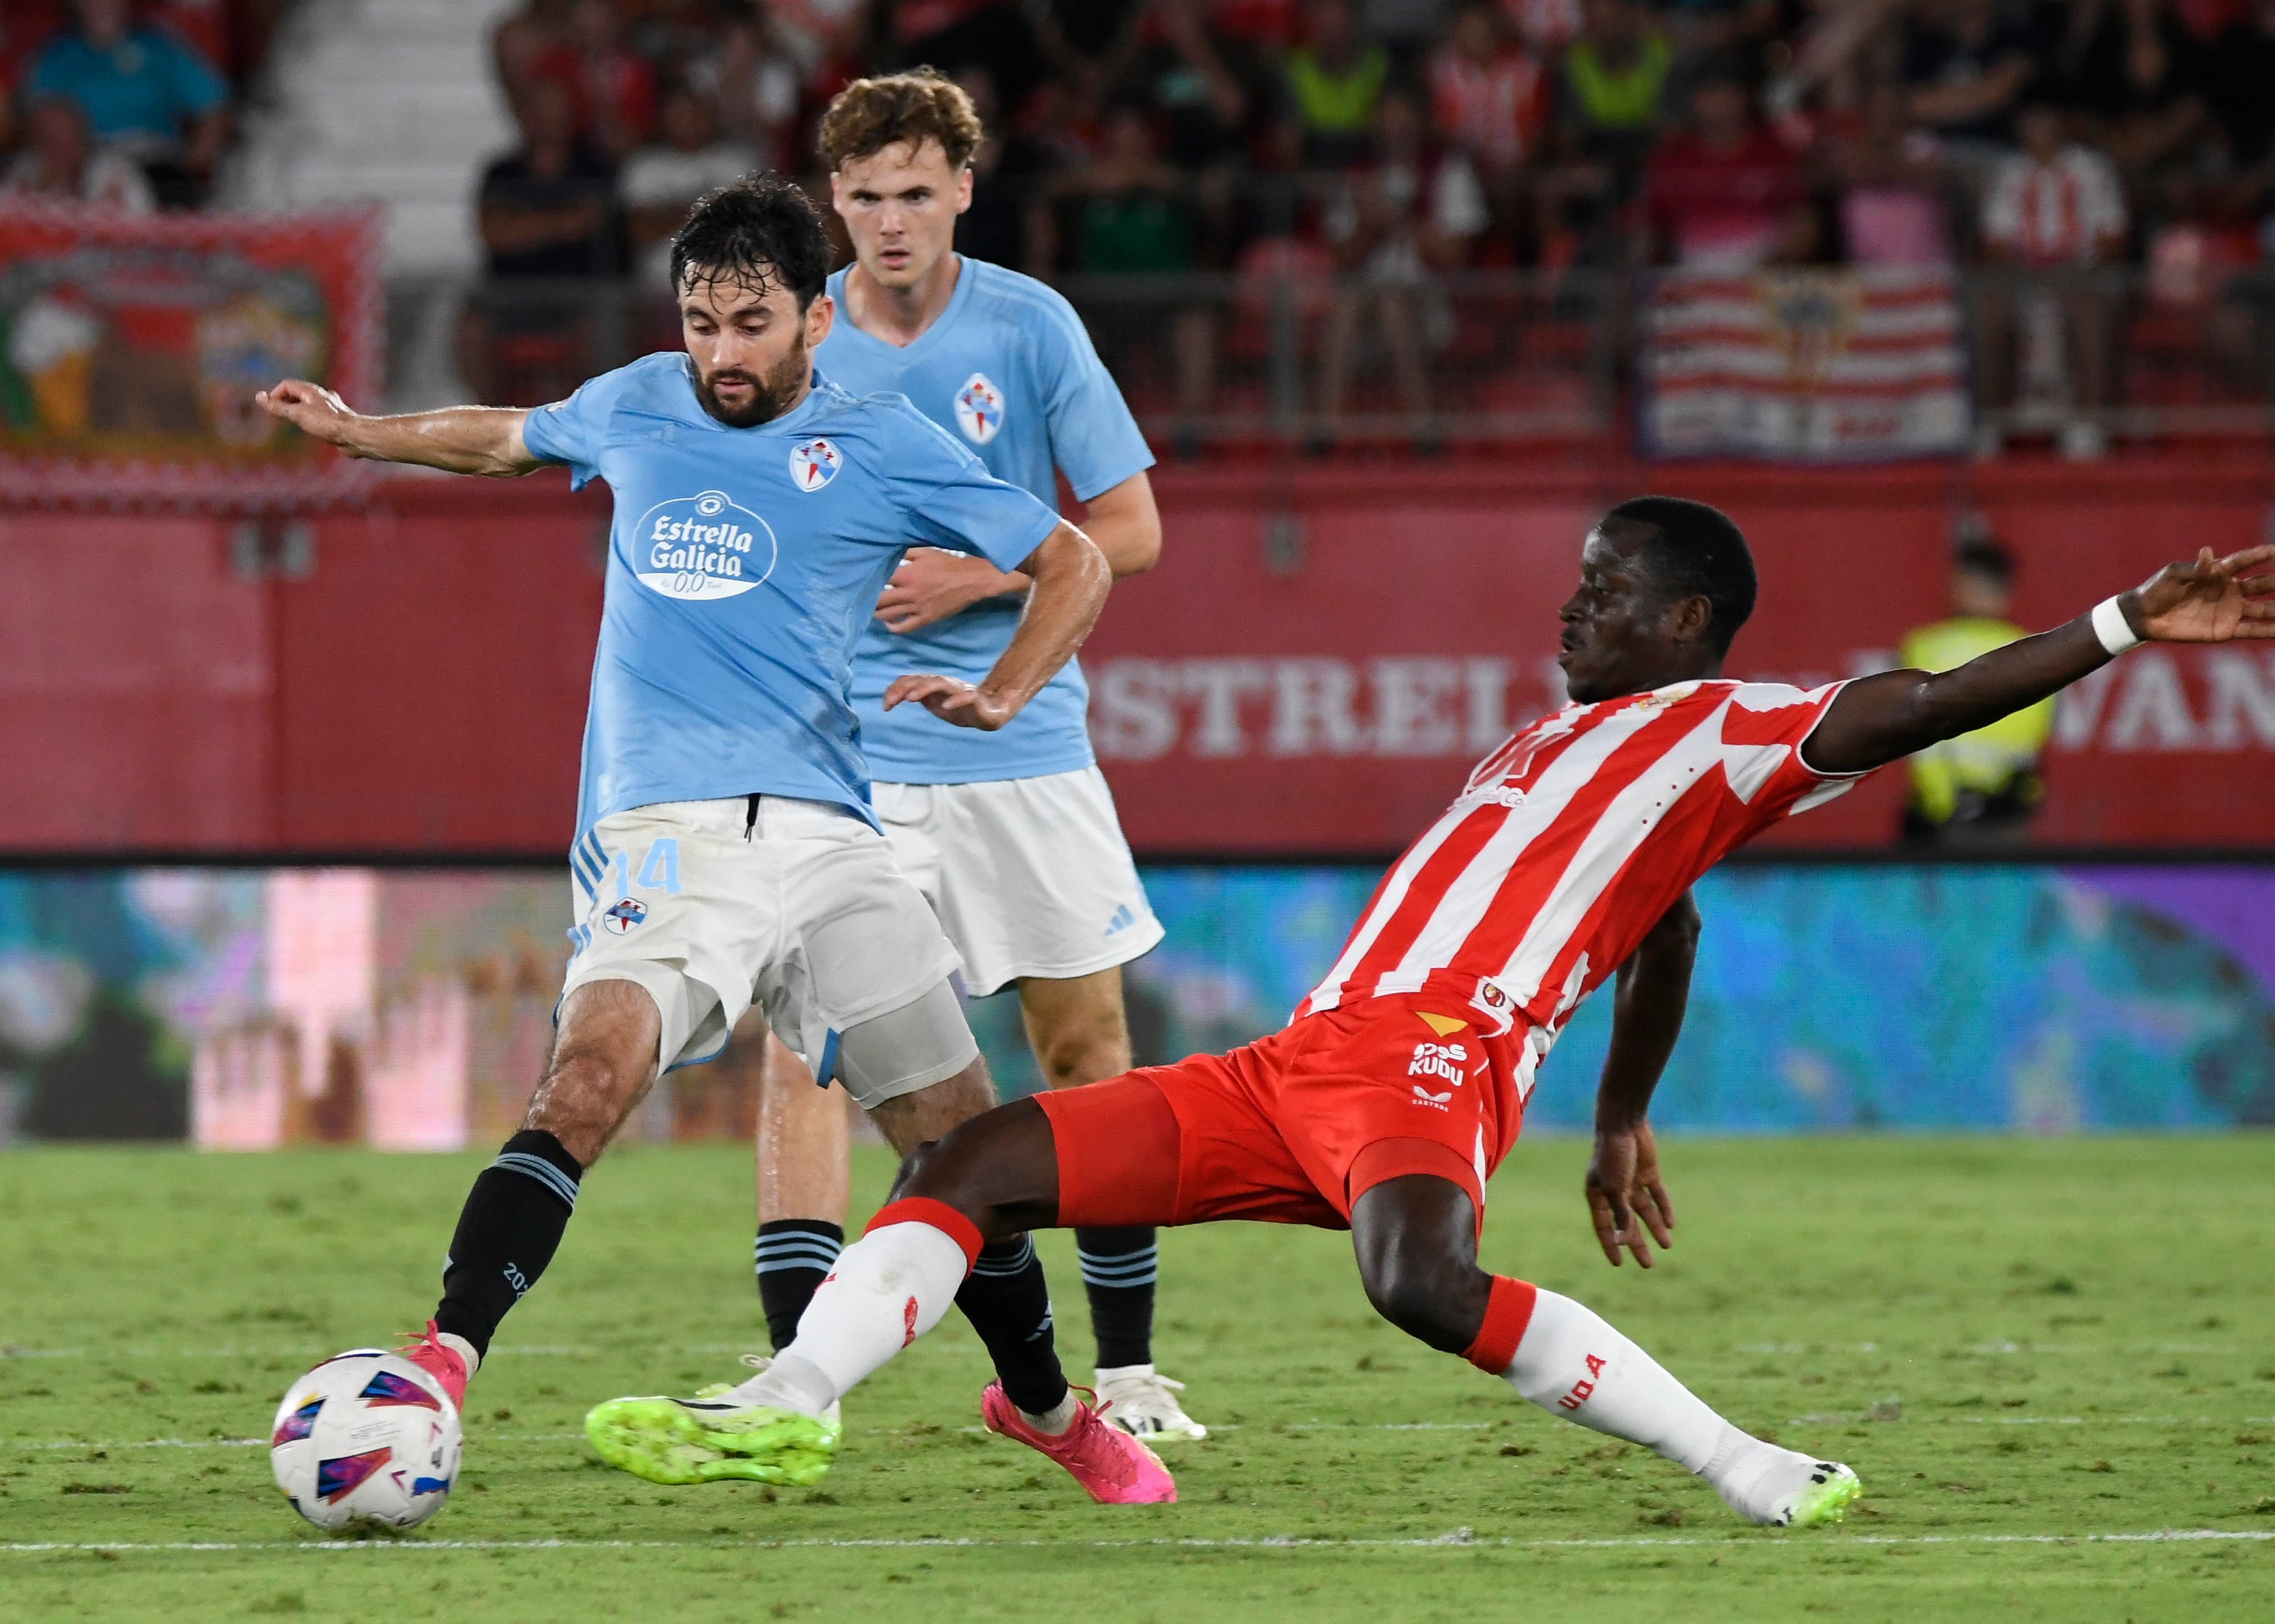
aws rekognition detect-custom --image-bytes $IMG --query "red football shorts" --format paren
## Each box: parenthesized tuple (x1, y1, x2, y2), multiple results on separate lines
(1034, 995, 1527, 1235)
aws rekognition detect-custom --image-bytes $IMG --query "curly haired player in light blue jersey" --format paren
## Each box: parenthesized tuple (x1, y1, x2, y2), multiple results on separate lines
(740, 70, 1209, 1444)
(256, 175, 1173, 1507)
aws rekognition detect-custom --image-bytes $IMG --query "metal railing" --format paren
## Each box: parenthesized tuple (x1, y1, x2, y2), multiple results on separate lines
(385, 265, 2275, 452)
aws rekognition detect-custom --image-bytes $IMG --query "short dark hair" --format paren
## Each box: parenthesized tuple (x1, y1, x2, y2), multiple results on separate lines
(1602, 495, 1759, 654)
(1955, 536, 2016, 584)
(669, 175, 831, 305)
(818, 68, 985, 173)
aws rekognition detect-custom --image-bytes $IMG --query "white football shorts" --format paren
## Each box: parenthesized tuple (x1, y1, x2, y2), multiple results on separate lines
(872, 765, 1165, 998)
(561, 795, 970, 1104)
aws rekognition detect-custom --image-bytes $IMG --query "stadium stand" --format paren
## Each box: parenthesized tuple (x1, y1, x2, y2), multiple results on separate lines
(226, 0, 521, 271)
(6, 0, 2274, 435)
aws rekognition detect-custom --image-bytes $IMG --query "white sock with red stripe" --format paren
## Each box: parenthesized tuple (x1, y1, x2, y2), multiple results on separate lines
(1487, 1283, 1808, 1524)
(730, 1200, 978, 1416)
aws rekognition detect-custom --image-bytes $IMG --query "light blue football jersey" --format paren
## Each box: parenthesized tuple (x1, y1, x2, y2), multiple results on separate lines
(520, 352, 1060, 855)
(816, 258, 1154, 784)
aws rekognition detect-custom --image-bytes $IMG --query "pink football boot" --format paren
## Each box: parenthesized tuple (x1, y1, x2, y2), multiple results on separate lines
(396, 1320, 471, 1411)
(980, 1381, 1177, 1505)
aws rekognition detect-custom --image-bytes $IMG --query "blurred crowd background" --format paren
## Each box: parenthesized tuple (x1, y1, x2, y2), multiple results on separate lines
(8, 0, 2275, 452)
(3, 2, 2272, 1148)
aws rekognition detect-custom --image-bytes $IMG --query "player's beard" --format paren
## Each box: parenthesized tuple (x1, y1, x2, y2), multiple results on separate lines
(693, 337, 809, 429)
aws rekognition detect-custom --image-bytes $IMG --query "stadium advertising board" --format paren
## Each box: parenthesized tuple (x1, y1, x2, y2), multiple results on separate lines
(1638, 267, 1972, 461)
(1086, 479, 2275, 853)
(0, 466, 2268, 855)
(0, 863, 2264, 1148)
(0, 202, 381, 506)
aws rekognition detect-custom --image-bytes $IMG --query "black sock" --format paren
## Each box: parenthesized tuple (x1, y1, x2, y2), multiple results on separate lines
(955, 1233, 1068, 1416)
(755, 1219, 845, 1351)
(1077, 1226, 1158, 1370)
(432, 1130, 582, 1360)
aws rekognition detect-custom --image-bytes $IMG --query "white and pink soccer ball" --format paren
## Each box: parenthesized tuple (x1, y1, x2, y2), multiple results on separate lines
(269, 1350, 461, 1530)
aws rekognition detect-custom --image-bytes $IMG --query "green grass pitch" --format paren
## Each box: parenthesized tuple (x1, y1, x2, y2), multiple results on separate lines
(4, 1136, 2272, 1622)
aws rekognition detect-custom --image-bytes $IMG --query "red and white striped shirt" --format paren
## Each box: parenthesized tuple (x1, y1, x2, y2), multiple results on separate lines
(1980, 147, 2126, 267)
(1300, 679, 1864, 1098)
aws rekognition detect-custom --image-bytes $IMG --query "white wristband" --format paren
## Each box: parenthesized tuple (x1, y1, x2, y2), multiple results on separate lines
(2091, 596, 2142, 657)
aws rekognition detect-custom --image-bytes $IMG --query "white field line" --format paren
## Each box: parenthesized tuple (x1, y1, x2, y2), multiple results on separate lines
(1732, 1343, 2239, 1356)
(2, 1529, 2271, 1557)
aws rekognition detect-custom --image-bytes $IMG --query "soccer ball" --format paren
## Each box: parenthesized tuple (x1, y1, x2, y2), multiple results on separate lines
(269, 1349, 462, 1530)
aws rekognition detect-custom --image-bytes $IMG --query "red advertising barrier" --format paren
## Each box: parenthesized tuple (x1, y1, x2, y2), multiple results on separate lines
(1098, 458, 2275, 852)
(0, 453, 2268, 855)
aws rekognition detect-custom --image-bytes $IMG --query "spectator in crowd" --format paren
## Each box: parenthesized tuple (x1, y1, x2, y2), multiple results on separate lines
(621, 82, 760, 288)
(1644, 67, 1814, 266)
(1030, 0, 1146, 96)
(1555, 0, 1674, 195)
(2197, 0, 2275, 209)
(478, 78, 619, 281)
(1062, 102, 1220, 438)
(1315, 85, 1488, 443)
(2, 90, 154, 209)
(402, 0, 2272, 458)
(1284, 0, 1391, 166)
(463, 77, 619, 405)
(495, 0, 572, 95)
(950, 64, 1056, 271)
(2038, 0, 2205, 187)
(1900, 0, 2036, 157)
(1066, 104, 1200, 274)
(1431, 2, 1551, 253)
(695, 8, 805, 169)
(562, 0, 658, 158)
(891, 0, 1047, 118)
(1896, 534, 2053, 846)
(1429, 2, 1556, 173)
(1978, 98, 2127, 456)
(1432, 3, 1550, 174)
(1118, 0, 1257, 175)
(1826, 79, 1956, 264)
(494, 0, 657, 160)
(26, 0, 229, 206)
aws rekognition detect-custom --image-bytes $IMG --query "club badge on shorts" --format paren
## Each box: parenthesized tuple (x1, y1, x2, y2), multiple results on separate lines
(955, 373, 1003, 444)
(601, 897, 648, 935)
(789, 437, 840, 491)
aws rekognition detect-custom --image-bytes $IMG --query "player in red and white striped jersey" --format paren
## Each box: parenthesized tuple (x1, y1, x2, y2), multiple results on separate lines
(595, 498, 2275, 1524)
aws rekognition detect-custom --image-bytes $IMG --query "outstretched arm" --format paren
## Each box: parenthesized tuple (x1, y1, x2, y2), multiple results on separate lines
(1805, 546, 2275, 776)
(255, 380, 542, 478)
(1585, 892, 1699, 1269)
(882, 521, 1111, 730)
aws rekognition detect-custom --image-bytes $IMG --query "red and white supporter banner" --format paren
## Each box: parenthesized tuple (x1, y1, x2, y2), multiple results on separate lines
(0, 202, 382, 505)
(1641, 267, 1970, 461)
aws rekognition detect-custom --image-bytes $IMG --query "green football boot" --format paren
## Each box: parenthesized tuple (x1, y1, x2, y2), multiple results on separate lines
(1780, 1461, 1863, 1527)
(584, 1390, 840, 1487)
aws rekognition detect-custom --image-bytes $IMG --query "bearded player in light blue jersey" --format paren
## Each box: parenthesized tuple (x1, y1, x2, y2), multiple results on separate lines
(254, 176, 1174, 1506)
(740, 71, 1208, 1444)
